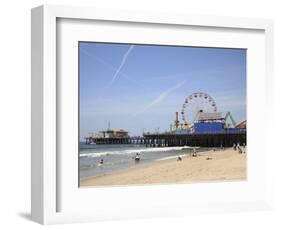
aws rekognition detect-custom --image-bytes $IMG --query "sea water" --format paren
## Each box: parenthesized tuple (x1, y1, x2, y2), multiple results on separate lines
(79, 143, 209, 179)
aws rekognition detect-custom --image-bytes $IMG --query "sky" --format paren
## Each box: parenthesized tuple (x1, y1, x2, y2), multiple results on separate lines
(79, 42, 246, 138)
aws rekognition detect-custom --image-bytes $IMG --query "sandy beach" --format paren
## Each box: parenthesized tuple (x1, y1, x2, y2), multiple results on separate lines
(80, 148, 246, 187)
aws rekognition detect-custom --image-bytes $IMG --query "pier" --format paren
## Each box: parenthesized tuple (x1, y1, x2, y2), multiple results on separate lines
(85, 136, 145, 145)
(85, 131, 246, 147)
(143, 131, 246, 147)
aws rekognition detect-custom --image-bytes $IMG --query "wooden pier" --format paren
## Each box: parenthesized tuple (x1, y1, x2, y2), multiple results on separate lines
(85, 136, 145, 145)
(85, 131, 246, 147)
(143, 131, 246, 147)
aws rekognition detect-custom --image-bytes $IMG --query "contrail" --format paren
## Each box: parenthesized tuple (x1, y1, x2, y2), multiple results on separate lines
(109, 45, 135, 85)
(134, 80, 186, 116)
(80, 47, 146, 89)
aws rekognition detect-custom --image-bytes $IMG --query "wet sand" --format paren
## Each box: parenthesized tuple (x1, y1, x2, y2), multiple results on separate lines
(80, 148, 246, 187)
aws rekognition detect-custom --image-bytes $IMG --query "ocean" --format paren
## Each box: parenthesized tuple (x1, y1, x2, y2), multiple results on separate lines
(79, 143, 212, 179)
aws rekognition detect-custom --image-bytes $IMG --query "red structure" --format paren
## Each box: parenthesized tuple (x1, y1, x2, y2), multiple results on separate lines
(236, 120, 246, 129)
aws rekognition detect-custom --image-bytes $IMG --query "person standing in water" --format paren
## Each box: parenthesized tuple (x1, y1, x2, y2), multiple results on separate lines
(192, 148, 197, 157)
(135, 152, 140, 162)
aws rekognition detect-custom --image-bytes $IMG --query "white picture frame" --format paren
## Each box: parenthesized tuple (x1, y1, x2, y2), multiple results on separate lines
(31, 5, 274, 225)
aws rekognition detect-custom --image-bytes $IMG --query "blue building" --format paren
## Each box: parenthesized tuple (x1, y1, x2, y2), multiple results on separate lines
(172, 111, 245, 135)
(192, 111, 225, 133)
(193, 121, 224, 133)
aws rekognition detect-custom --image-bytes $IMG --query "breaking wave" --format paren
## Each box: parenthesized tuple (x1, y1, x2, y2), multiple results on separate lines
(80, 146, 194, 158)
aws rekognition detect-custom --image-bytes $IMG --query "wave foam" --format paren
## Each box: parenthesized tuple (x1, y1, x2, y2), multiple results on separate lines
(80, 146, 193, 158)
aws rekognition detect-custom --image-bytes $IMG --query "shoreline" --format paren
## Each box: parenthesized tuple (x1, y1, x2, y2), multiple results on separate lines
(80, 148, 246, 187)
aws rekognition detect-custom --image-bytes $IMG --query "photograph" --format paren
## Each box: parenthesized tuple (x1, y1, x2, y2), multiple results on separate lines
(79, 42, 247, 187)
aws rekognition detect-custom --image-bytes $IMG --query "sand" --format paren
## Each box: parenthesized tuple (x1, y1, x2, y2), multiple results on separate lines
(80, 148, 247, 187)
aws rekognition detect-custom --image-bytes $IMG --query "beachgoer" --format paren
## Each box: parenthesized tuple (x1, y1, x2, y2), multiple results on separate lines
(233, 143, 236, 151)
(237, 144, 242, 154)
(135, 152, 140, 162)
(243, 143, 246, 153)
(238, 147, 242, 154)
(192, 148, 197, 157)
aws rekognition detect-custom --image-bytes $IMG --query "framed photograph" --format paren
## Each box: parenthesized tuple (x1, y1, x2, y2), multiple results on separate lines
(31, 5, 274, 224)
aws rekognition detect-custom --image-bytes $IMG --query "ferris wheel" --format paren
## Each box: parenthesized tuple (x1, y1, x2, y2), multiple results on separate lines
(181, 92, 218, 125)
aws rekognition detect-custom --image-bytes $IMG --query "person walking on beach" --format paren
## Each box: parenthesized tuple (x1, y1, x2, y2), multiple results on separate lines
(243, 143, 246, 153)
(233, 143, 237, 151)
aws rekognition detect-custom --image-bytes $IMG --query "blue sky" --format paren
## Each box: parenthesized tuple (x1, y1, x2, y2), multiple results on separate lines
(79, 42, 246, 138)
